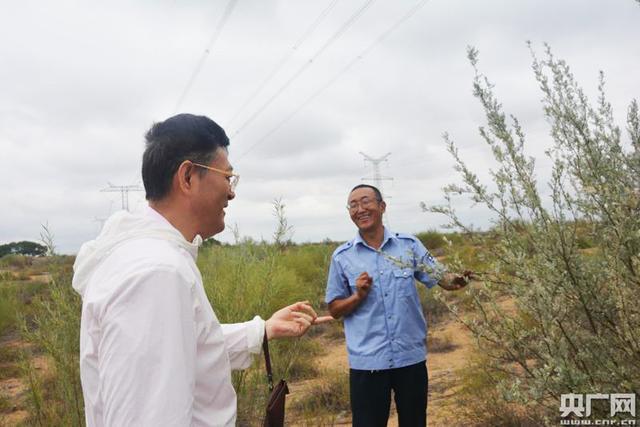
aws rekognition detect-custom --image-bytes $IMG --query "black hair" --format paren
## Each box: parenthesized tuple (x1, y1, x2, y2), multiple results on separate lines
(349, 184, 383, 201)
(142, 113, 230, 201)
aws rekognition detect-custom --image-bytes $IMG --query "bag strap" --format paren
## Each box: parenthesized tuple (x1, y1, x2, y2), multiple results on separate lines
(262, 330, 274, 391)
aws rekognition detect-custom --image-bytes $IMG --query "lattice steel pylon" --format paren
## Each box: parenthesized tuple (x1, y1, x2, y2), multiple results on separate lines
(100, 183, 144, 211)
(359, 152, 393, 227)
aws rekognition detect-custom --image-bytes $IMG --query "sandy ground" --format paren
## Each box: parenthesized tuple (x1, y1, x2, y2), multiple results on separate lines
(0, 339, 30, 426)
(0, 334, 54, 426)
(286, 316, 475, 427)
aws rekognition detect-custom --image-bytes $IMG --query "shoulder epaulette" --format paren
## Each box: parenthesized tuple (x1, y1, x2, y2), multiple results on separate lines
(334, 240, 354, 255)
(394, 232, 418, 242)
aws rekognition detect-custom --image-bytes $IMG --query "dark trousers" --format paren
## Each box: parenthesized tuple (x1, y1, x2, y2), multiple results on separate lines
(350, 361, 428, 427)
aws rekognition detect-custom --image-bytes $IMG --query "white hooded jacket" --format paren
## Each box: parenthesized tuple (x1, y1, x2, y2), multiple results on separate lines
(73, 206, 264, 427)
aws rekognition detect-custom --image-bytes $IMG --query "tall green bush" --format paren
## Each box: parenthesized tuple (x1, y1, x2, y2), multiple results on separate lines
(428, 44, 640, 423)
(20, 263, 84, 426)
(198, 240, 333, 424)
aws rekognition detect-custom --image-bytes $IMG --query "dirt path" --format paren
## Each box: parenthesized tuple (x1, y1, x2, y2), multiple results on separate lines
(286, 317, 475, 427)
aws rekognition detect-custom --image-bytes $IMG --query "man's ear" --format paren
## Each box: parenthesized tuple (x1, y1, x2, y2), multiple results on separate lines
(380, 200, 386, 213)
(175, 160, 196, 195)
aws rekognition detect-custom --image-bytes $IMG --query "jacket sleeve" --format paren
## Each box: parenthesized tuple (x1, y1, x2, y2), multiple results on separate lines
(220, 316, 265, 370)
(98, 267, 197, 427)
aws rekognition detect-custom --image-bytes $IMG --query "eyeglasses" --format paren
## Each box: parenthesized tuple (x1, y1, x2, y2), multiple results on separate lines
(192, 162, 240, 191)
(347, 196, 379, 211)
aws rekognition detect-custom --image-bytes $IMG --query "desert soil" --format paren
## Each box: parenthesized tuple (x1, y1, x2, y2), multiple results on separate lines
(285, 316, 475, 427)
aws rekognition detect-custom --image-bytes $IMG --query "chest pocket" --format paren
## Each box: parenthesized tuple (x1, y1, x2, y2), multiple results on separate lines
(393, 268, 416, 297)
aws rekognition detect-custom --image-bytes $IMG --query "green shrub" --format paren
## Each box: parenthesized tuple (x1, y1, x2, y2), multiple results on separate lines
(427, 332, 456, 353)
(198, 240, 334, 423)
(0, 344, 20, 364)
(0, 363, 21, 381)
(0, 395, 12, 414)
(456, 354, 546, 426)
(427, 44, 640, 421)
(0, 280, 47, 337)
(290, 368, 351, 423)
(418, 285, 450, 326)
(19, 263, 84, 426)
(0, 255, 31, 270)
(415, 230, 447, 250)
(0, 287, 17, 335)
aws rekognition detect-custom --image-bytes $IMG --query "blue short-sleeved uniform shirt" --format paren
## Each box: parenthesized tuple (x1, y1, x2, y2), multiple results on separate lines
(325, 228, 440, 370)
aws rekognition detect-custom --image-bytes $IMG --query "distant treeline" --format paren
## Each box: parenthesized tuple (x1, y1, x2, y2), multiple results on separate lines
(0, 241, 47, 257)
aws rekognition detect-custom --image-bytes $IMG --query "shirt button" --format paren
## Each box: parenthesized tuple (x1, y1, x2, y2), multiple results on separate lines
(384, 293, 388, 297)
(388, 315, 392, 319)
(380, 270, 384, 274)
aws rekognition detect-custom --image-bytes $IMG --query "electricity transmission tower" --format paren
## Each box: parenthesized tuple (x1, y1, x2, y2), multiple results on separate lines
(100, 183, 143, 211)
(359, 152, 393, 197)
(359, 152, 393, 226)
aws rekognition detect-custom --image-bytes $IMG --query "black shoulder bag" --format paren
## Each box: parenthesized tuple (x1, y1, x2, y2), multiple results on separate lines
(262, 331, 289, 427)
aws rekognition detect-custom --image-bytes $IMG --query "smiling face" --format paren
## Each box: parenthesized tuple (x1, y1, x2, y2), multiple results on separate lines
(192, 147, 236, 239)
(347, 187, 385, 234)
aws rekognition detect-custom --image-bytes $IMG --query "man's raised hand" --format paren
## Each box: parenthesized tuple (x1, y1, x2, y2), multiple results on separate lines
(355, 272, 373, 299)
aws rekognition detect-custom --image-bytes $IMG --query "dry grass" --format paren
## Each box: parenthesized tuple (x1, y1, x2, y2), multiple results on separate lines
(1, 230, 534, 425)
(427, 332, 457, 353)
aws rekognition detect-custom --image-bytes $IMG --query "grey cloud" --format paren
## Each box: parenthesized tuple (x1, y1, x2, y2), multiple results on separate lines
(1, 0, 638, 252)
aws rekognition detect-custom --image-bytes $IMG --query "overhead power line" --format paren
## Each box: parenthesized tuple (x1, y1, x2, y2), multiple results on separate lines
(235, 0, 429, 161)
(174, 0, 239, 112)
(230, 0, 376, 138)
(226, 0, 340, 127)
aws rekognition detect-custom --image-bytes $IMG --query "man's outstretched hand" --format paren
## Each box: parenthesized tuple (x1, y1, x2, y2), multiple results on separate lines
(438, 270, 476, 291)
(265, 301, 334, 340)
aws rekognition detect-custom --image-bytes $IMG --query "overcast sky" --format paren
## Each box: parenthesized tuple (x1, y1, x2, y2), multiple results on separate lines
(1, 0, 639, 254)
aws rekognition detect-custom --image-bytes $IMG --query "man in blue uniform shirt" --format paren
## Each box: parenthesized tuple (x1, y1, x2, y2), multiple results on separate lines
(325, 184, 471, 427)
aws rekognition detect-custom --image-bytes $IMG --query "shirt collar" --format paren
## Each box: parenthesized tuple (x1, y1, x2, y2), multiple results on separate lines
(145, 205, 177, 231)
(354, 227, 397, 250)
(145, 205, 203, 255)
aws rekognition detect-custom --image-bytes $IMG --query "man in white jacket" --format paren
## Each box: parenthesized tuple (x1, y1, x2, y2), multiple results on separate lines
(72, 113, 330, 426)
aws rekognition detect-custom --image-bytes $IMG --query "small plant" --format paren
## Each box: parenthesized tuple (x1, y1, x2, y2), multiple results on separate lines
(0, 287, 18, 336)
(427, 332, 457, 353)
(290, 368, 351, 424)
(0, 271, 13, 281)
(0, 395, 12, 414)
(39, 222, 56, 256)
(272, 197, 294, 248)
